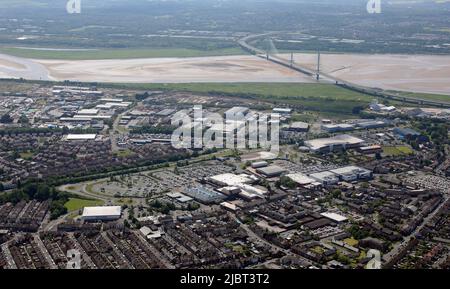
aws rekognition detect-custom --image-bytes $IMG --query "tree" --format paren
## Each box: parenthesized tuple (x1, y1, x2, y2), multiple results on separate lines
(18, 115, 29, 124)
(0, 114, 13, 124)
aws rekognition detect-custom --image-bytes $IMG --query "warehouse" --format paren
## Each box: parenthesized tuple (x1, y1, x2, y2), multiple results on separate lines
(286, 173, 318, 187)
(309, 171, 339, 185)
(321, 123, 355, 133)
(66, 134, 97, 141)
(320, 212, 348, 223)
(225, 106, 249, 119)
(81, 206, 122, 222)
(287, 121, 309, 132)
(183, 186, 226, 204)
(356, 120, 389, 130)
(78, 109, 99, 115)
(273, 108, 292, 115)
(209, 173, 257, 187)
(304, 134, 365, 153)
(256, 165, 286, 178)
(251, 161, 268, 169)
(330, 166, 373, 181)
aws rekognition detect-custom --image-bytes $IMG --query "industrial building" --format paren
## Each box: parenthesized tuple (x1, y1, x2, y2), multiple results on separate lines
(273, 108, 292, 115)
(393, 127, 421, 140)
(321, 123, 355, 133)
(209, 173, 257, 187)
(330, 166, 373, 181)
(358, 145, 382, 154)
(251, 161, 268, 169)
(66, 134, 97, 141)
(286, 173, 320, 187)
(184, 186, 227, 204)
(320, 212, 348, 223)
(225, 107, 249, 119)
(287, 121, 310, 132)
(304, 134, 365, 153)
(256, 165, 286, 177)
(356, 120, 389, 130)
(309, 171, 340, 185)
(81, 206, 122, 222)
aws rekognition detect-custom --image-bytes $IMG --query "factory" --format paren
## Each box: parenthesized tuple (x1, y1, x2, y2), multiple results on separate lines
(183, 186, 227, 204)
(66, 134, 97, 141)
(321, 123, 355, 133)
(355, 120, 389, 130)
(273, 108, 292, 115)
(256, 165, 286, 178)
(370, 102, 396, 113)
(251, 161, 268, 169)
(304, 134, 365, 153)
(225, 107, 250, 119)
(208, 173, 257, 187)
(309, 171, 340, 185)
(329, 166, 373, 181)
(286, 173, 321, 188)
(81, 206, 122, 222)
(287, 121, 310, 132)
(320, 212, 348, 223)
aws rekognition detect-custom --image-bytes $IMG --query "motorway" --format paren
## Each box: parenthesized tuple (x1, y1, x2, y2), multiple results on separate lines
(238, 34, 450, 108)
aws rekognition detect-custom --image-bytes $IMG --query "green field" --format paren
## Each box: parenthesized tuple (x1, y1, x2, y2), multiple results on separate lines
(64, 197, 104, 212)
(390, 91, 450, 104)
(0, 47, 245, 60)
(383, 146, 414, 156)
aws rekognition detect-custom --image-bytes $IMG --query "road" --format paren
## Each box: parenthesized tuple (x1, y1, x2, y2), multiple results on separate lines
(230, 213, 313, 267)
(383, 195, 450, 265)
(238, 34, 450, 108)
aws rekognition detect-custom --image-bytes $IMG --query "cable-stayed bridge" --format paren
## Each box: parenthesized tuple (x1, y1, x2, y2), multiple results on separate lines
(238, 33, 450, 108)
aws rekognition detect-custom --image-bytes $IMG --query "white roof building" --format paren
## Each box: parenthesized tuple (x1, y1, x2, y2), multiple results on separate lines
(81, 206, 121, 221)
(320, 212, 348, 223)
(66, 134, 97, 141)
(304, 134, 365, 153)
(286, 173, 317, 186)
(78, 109, 99, 115)
(309, 171, 340, 185)
(209, 173, 256, 187)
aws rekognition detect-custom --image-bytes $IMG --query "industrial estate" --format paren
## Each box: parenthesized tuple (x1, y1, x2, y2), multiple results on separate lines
(0, 0, 449, 273)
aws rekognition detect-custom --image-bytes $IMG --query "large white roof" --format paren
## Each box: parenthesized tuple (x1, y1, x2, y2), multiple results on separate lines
(66, 134, 97, 140)
(209, 173, 255, 186)
(286, 173, 316, 185)
(321, 212, 348, 222)
(305, 134, 364, 151)
(82, 206, 121, 217)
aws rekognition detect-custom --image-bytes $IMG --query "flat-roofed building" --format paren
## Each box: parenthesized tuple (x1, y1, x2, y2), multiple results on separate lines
(256, 165, 286, 177)
(309, 171, 339, 185)
(322, 123, 355, 133)
(286, 173, 317, 186)
(82, 206, 122, 221)
(320, 212, 348, 223)
(358, 145, 382, 154)
(209, 173, 256, 187)
(287, 121, 309, 132)
(304, 134, 365, 153)
(66, 134, 97, 141)
(78, 109, 99, 115)
(251, 161, 268, 169)
(330, 166, 372, 181)
(225, 107, 249, 120)
(273, 108, 292, 115)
